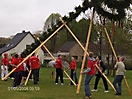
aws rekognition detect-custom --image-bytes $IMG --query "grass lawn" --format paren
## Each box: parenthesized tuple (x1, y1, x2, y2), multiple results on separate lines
(0, 67, 132, 99)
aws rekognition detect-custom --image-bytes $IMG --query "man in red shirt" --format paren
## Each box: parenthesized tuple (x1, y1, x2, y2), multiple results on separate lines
(67, 57, 78, 85)
(10, 54, 21, 87)
(29, 53, 40, 84)
(18, 54, 25, 85)
(9, 54, 15, 79)
(55, 54, 64, 85)
(81, 52, 96, 98)
(1, 53, 9, 81)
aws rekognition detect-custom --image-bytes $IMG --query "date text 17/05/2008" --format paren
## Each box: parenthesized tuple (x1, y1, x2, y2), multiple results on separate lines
(7, 86, 40, 91)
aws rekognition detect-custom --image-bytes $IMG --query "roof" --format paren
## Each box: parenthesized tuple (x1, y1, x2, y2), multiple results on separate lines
(0, 31, 34, 55)
(58, 41, 77, 52)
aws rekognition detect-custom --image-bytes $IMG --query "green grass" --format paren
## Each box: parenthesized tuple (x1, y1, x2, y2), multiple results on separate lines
(0, 67, 132, 99)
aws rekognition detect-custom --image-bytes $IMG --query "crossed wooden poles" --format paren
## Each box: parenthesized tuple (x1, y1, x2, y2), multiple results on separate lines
(2, 21, 77, 86)
(2, 11, 132, 95)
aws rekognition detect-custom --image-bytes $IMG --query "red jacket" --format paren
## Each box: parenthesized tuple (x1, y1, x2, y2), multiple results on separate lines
(2, 58, 9, 66)
(70, 60, 76, 70)
(10, 58, 20, 72)
(29, 56, 40, 69)
(55, 58, 62, 68)
(87, 59, 96, 76)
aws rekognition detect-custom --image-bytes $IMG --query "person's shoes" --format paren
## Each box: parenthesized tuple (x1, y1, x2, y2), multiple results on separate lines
(104, 90, 109, 93)
(4, 79, 8, 81)
(61, 83, 64, 85)
(115, 93, 121, 95)
(34, 82, 38, 85)
(29, 78, 33, 81)
(55, 83, 58, 85)
(91, 89, 97, 91)
(20, 82, 24, 86)
(86, 96, 92, 98)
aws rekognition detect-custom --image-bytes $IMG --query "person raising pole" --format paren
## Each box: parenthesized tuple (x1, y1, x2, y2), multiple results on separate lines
(113, 56, 126, 95)
(91, 56, 109, 93)
(81, 52, 96, 98)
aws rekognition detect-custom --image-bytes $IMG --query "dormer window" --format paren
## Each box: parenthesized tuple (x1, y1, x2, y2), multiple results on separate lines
(6, 44, 10, 47)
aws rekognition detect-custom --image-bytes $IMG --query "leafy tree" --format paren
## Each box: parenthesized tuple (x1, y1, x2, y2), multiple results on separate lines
(43, 13, 61, 52)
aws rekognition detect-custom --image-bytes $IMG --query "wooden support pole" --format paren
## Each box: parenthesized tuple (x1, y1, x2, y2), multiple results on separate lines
(2, 23, 65, 81)
(37, 38, 77, 86)
(103, 26, 118, 61)
(123, 76, 132, 96)
(60, 15, 116, 93)
(24, 69, 32, 85)
(76, 10, 95, 94)
(101, 18, 131, 94)
(96, 64, 116, 92)
(24, 49, 40, 86)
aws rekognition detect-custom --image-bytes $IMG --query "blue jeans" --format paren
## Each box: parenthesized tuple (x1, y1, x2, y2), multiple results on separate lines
(84, 74, 93, 97)
(113, 75, 124, 94)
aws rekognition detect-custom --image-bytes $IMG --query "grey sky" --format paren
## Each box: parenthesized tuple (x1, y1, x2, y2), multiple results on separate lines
(0, 0, 82, 37)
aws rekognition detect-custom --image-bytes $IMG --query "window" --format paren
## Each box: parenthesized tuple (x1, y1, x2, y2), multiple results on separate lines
(73, 56, 78, 60)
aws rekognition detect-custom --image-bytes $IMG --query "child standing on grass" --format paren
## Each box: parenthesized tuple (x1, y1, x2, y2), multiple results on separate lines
(81, 52, 96, 99)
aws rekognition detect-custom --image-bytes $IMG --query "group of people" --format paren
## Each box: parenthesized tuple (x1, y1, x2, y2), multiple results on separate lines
(1, 52, 40, 87)
(1, 52, 126, 98)
(81, 52, 126, 98)
(55, 52, 126, 99)
(55, 54, 78, 86)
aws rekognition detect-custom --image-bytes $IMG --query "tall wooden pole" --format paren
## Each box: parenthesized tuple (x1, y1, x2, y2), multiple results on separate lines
(101, 18, 131, 94)
(124, 76, 132, 96)
(37, 38, 77, 86)
(104, 26, 132, 95)
(24, 69, 32, 85)
(60, 16, 116, 93)
(2, 23, 65, 81)
(61, 9, 95, 94)
(103, 26, 118, 62)
(24, 49, 40, 86)
(76, 9, 95, 94)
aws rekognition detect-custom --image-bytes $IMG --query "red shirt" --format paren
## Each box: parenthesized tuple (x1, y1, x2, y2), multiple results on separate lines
(55, 58, 62, 68)
(29, 56, 40, 69)
(87, 59, 96, 76)
(70, 60, 76, 70)
(2, 58, 9, 66)
(19, 58, 24, 71)
(11, 58, 20, 72)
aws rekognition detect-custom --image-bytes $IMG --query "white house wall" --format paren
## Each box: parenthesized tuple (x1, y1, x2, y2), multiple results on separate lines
(5, 33, 44, 61)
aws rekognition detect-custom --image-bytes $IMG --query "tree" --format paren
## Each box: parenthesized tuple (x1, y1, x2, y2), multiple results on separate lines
(43, 13, 61, 52)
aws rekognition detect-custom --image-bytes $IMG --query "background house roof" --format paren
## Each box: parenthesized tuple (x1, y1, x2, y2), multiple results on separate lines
(58, 41, 77, 52)
(0, 31, 34, 55)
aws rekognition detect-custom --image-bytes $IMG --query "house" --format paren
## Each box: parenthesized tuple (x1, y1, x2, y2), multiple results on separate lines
(57, 41, 105, 62)
(0, 31, 44, 61)
(57, 41, 84, 62)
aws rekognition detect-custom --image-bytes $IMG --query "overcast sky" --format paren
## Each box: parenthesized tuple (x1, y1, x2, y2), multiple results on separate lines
(0, 0, 82, 37)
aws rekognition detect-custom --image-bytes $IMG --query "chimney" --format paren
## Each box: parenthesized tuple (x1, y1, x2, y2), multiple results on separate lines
(22, 30, 25, 33)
